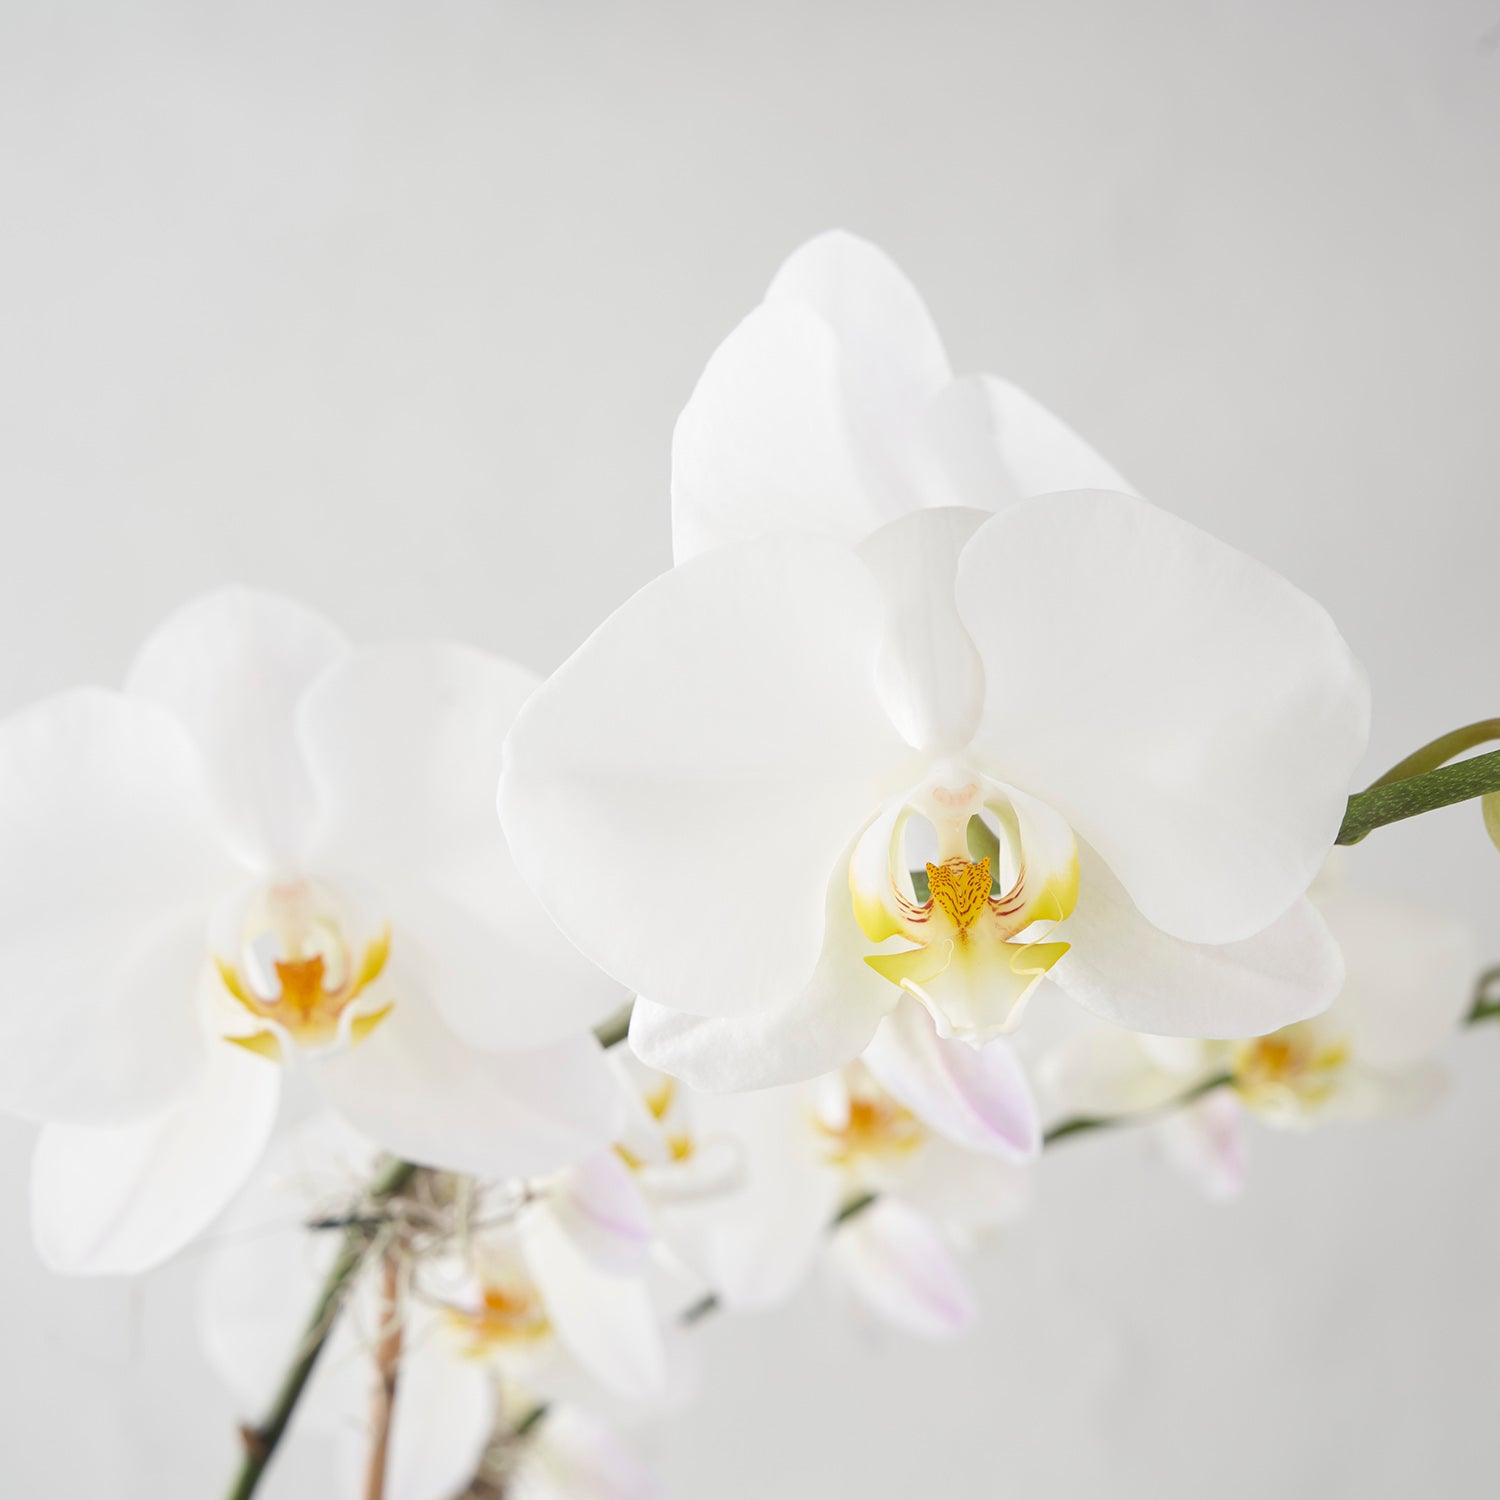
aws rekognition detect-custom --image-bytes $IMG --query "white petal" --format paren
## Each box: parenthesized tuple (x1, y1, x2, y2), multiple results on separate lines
(499, 535, 917, 1019)
(895, 1138, 1033, 1231)
(628, 857, 895, 1089)
(335, 1317, 494, 1500)
(959, 492, 1370, 944)
(0, 690, 234, 1123)
(519, 1199, 667, 1398)
(196, 1112, 377, 1417)
(1052, 843, 1344, 1037)
(857, 507, 988, 752)
(828, 1198, 976, 1338)
(32, 1038, 279, 1274)
(861, 997, 1039, 1159)
(512, 1407, 658, 1500)
(1155, 1091, 1249, 1201)
(316, 985, 619, 1179)
(1036, 1020, 1202, 1120)
(920, 373, 1134, 511)
(670, 1085, 841, 1309)
(125, 588, 349, 872)
(299, 641, 625, 1049)
(671, 300, 883, 562)
(1315, 884, 1478, 1071)
(546, 1150, 655, 1275)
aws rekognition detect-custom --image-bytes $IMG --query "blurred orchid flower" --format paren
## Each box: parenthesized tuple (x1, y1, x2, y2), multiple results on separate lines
(620, 1002, 1034, 1338)
(198, 1117, 664, 1500)
(499, 232, 1370, 1096)
(1038, 863, 1478, 1198)
(0, 588, 625, 1274)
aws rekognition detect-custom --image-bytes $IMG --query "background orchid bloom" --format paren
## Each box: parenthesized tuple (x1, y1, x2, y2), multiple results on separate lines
(626, 1010, 1033, 1338)
(1037, 863, 1479, 1199)
(499, 234, 1370, 1096)
(199, 1118, 664, 1500)
(0, 587, 624, 1275)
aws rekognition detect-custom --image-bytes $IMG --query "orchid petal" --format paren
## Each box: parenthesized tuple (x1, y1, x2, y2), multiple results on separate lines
(862, 997, 1040, 1159)
(500, 535, 917, 1019)
(519, 1199, 667, 1398)
(0, 689, 234, 1123)
(547, 1150, 655, 1275)
(125, 588, 349, 873)
(1050, 843, 1343, 1037)
(299, 641, 625, 1050)
(511, 1407, 658, 1500)
(959, 491, 1370, 945)
(31, 1038, 279, 1274)
(1156, 1091, 1249, 1201)
(316, 982, 619, 1179)
(828, 1197, 976, 1338)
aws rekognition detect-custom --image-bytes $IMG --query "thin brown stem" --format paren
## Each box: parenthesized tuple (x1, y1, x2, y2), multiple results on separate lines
(363, 1252, 405, 1500)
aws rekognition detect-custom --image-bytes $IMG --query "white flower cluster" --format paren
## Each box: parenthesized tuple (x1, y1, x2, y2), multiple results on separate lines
(0, 234, 1479, 1499)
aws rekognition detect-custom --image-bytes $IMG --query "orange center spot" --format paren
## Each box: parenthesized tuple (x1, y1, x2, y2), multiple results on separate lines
(448, 1282, 552, 1358)
(926, 856, 991, 931)
(817, 1094, 925, 1167)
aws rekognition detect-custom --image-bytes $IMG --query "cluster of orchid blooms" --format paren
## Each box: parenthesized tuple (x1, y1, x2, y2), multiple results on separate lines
(1, 231, 1493, 1500)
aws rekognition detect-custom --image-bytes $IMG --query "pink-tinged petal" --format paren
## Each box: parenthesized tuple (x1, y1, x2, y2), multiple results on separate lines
(512, 1407, 659, 1500)
(857, 507, 988, 753)
(959, 492, 1369, 945)
(1314, 884, 1479, 1071)
(0, 689, 235, 1124)
(862, 997, 1039, 1160)
(920, 373, 1134, 511)
(299, 641, 626, 1050)
(1036, 1020, 1204, 1121)
(548, 1150, 655, 1275)
(628, 860, 895, 1091)
(125, 588, 349, 873)
(500, 535, 918, 1020)
(1156, 1090, 1249, 1202)
(31, 1038, 280, 1274)
(519, 1199, 667, 1399)
(828, 1198, 977, 1338)
(316, 982, 620, 1179)
(1051, 843, 1344, 1037)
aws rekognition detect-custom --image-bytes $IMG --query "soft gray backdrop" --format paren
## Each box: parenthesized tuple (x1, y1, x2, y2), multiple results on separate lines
(2, 2, 1498, 1495)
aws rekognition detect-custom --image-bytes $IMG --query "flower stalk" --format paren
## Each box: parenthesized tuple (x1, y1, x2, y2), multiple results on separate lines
(224, 1156, 419, 1500)
(1338, 729, 1500, 845)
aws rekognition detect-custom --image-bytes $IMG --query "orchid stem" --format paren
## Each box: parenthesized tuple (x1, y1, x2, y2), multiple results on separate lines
(223, 1156, 419, 1500)
(1338, 722, 1500, 845)
(1043, 1071, 1236, 1147)
(363, 1252, 404, 1500)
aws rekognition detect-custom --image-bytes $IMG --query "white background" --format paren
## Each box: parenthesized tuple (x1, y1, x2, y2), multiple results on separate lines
(2, 2, 1499, 1495)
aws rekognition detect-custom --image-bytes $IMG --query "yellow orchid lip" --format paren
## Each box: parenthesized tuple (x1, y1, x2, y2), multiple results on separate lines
(214, 881, 396, 1060)
(1231, 1024, 1351, 1120)
(445, 1281, 553, 1359)
(849, 769, 1080, 1042)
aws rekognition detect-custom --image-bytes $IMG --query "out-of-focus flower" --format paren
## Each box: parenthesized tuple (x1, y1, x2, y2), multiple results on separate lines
(0, 588, 623, 1273)
(610, 1002, 1034, 1338)
(1039, 864, 1478, 1198)
(499, 233, 1369, 1096)
(199, 1117, 664, 1500)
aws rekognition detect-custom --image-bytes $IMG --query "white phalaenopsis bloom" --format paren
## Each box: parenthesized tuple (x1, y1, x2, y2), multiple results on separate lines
(1038, 863, 1478, 1198)
(200, 1119, 662, 1500)
(608, 1005, 1032, 1338)
(499, 231, 1371, 1096)
(0, 588, 624, 1273)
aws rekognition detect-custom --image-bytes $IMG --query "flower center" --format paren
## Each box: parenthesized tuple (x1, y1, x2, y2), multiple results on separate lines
(447, 1279, 552, 1358)
(815, 1072, 926, 1171)
(849, 765, 1080, 1043)
(214, 879, 394, 1060)
(1231, 1023, 1350, 1119)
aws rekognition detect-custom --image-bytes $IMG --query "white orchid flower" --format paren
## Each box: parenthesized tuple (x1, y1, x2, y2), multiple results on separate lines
(1038, 863, 1478, 1198)
(0, 588, 625, 1274)
(499, 232, 1370, 1097)
(619, 1006, 1033, 1338)
(199, 1118, 665, 1500)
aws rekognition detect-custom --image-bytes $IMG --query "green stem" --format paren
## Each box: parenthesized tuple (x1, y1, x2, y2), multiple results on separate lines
(1043, 1071, 1236, 1147)
(1337, 746, 1500, 845)
(1366, 720, 1500, 789)
(1466, 965, 1500, 1027)
(223, 1157, 419, 1500)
